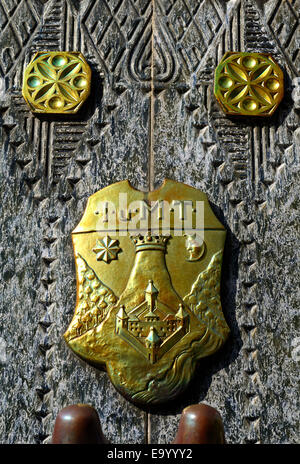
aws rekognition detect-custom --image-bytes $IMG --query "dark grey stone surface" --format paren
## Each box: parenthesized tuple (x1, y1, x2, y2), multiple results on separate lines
(0, 0, 299, 444)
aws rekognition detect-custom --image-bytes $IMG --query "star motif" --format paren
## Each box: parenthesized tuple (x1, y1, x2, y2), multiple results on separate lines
(93, 236, 121, 263)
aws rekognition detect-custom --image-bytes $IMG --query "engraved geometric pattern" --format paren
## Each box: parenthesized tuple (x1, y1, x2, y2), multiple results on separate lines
(267, 0, 300, 74)
(0, 0, 298, 445)
(93, 236, 121, 263)
(214, 52, 284, 116)
(0, 0, 39, 77)
(22, 52, 91, 113)
(156, 0, 224, 75)
(82, 0, 152, 77)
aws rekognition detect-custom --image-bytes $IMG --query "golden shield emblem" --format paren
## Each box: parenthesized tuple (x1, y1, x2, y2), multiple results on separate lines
(64, 180, 230, 405)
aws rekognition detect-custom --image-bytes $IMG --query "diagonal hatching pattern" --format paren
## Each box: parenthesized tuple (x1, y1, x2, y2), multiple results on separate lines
(82, 0, 152, 76)
(210, 100, 250, 182)
(156, 0, 224, 76)
(266, 0, 300, 75)
(31, 0, 64, 51)
(0, 0, 40, 78)
(52, 122, 88, 183)
(244, 0, 281, 58)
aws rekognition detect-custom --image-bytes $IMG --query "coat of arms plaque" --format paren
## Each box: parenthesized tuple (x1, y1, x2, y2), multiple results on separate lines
(65, 179, 230, 405)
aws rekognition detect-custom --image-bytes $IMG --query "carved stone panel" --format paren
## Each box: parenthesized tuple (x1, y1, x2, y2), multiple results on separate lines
(0, 0, 299, 444)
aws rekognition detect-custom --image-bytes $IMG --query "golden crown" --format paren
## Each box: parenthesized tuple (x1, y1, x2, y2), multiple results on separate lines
(131, 234, 170, 252)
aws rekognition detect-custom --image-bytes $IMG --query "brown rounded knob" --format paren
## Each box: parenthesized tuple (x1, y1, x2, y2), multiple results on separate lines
(173, 403, 225, 444)
(52, 404, 109, 444)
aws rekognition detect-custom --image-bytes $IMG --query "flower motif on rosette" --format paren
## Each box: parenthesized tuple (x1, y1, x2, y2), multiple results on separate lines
(214, 52, 284, 117)
(22, 52, 91, 114)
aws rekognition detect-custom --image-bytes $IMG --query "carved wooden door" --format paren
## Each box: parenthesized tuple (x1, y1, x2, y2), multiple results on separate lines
(0, 0, 299, 444)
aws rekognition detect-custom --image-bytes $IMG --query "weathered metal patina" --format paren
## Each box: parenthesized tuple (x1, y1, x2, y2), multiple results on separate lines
(22, 51, 91, 114)
(214, 52, 284, 117)
(64, 179, 230, 405)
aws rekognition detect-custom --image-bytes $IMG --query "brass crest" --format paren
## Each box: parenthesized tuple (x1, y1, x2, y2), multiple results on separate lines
(64, 180, 230, 405)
